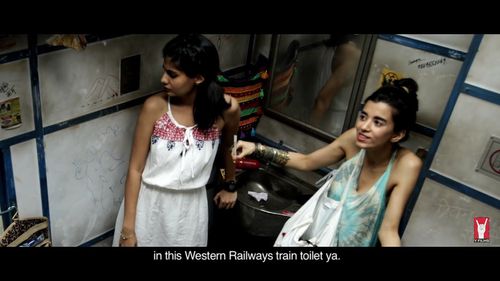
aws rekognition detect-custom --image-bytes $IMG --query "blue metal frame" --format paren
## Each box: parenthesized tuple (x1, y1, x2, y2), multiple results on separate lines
(0, 49, 30, 64)
(0, 34, 130, 245)
(44, 96, 148, 135)
(0, 148, 17, 228)
(463, 83, 500, 106)
(379, 34, 467, 61)
(0, 148, 17, 227)
(0, 131, 37, 149)
(413, 123, 435, 138)
(400, 35, 485, 234)
(428, 170, 500, 209)
(78, 229, 115, 247)
(1, 33, 260, 246)
(27, 35, 51, 223)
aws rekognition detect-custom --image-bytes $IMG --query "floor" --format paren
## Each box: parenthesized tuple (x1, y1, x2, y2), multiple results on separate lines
(91, 236, 113, 247)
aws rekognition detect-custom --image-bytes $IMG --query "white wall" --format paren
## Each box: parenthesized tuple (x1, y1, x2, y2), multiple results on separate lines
(402, 35, 500, 246)
(3, 34, 252, 246)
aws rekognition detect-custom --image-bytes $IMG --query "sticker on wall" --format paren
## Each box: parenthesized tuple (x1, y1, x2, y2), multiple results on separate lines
(379, 67, 403, 86)
(473, 217, 490, 243)
(0, 97, 22, 130)
(476, 136, 500, 181)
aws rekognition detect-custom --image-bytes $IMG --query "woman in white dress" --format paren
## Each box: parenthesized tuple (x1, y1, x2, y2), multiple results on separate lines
(113, 34, 240, 246)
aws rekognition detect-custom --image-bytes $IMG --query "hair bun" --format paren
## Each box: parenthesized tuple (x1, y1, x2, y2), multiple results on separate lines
(394, 78, 418, 95)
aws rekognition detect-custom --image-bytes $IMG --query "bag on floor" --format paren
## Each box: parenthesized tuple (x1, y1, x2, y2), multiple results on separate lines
(0, 213, 51, 247)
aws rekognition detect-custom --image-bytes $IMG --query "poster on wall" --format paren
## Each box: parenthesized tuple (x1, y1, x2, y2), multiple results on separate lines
(0, 97, 22, 129)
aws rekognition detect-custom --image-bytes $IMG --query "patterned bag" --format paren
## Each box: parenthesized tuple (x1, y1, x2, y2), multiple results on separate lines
(0, 213, 51, 247)
(217, 55, 269, 139)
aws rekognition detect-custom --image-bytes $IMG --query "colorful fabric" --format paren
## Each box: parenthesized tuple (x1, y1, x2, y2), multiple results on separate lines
(217, 55, 268, 138)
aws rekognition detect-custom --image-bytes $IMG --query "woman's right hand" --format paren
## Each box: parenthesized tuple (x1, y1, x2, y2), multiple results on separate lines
(118, 229, 137, 247)
(119, 237, 137, 247)
(232, 140, 257, 160)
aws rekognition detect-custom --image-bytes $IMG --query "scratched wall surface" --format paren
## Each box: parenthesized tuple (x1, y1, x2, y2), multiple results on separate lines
(362, 39, 463, 129)
(402, 179, 499, 246)
(37, 34, 251, 127)
(30, 34, 251, 246)
(38, 34, 174, 127)
(44, 106, 140, 246)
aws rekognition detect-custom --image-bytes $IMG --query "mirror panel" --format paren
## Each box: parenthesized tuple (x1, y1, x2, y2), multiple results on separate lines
(265, 34, 374, 139)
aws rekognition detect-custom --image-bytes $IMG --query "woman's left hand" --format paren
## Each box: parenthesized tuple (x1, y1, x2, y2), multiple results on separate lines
(214, 190, 237, 209)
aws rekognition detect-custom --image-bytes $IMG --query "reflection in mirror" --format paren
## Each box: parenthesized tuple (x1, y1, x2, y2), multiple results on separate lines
(267, 34, 370, 138)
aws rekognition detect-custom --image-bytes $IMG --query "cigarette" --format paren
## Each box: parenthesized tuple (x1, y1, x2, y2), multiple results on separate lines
(232, 135, 237, 156)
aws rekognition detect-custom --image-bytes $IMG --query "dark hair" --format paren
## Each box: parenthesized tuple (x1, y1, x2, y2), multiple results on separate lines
(364, 78, 419, 142)
(162, 34, 230, 130)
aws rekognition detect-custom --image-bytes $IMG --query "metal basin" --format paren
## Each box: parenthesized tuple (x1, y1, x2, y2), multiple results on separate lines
(236, 165, 317, 237)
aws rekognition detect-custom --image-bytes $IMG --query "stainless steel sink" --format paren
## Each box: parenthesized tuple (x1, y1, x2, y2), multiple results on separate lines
(236, 164, 317, 237)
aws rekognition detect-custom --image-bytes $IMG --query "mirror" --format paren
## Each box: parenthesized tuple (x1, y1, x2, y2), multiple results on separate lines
(265, 34, 375, 141)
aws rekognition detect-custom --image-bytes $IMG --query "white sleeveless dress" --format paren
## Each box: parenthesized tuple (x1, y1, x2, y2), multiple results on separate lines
(112, 98, 221, 246)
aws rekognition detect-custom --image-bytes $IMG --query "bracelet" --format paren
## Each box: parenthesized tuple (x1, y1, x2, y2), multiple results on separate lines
(120, 231, 135, 240)
(252, 143, 289, 166)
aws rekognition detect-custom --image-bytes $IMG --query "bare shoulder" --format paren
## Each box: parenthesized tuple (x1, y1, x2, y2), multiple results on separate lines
(140, 93, 168, 123)
(395, 147, 423, 173)
(142, 93, 167, 114)
(223, 94, 240, 120)
(337, 127, 359, 158)
(339, 127, 357, 142)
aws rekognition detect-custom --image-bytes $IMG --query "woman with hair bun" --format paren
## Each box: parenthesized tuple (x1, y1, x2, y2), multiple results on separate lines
(234, 78, 422, 246)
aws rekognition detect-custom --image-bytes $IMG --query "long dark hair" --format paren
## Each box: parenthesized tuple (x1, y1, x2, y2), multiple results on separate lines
(364, 78, 419, 142)
(162, 34, 230, 130)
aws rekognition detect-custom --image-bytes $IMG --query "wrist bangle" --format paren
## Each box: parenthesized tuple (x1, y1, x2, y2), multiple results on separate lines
(120, 231, 135, 240)
(223, 180, 237, 192)
(253, 143, 264, 158)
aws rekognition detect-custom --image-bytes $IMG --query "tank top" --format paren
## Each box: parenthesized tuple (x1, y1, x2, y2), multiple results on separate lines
(328, 148, 397, 246)
(141, 97, 222, 189)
